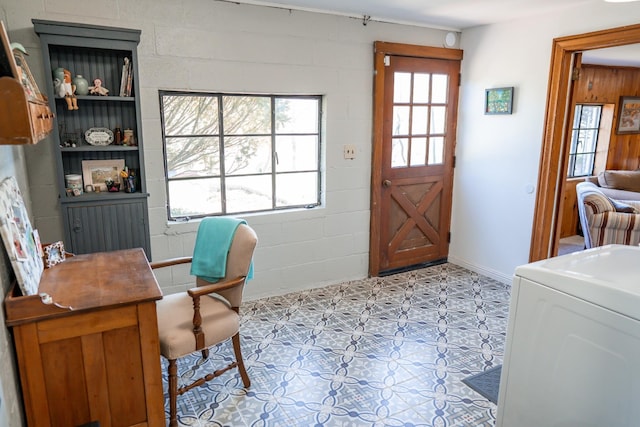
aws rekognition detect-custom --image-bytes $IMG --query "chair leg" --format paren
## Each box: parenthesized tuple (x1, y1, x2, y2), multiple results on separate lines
(168, 358, 179, 427)
(232, 333, 251, 388)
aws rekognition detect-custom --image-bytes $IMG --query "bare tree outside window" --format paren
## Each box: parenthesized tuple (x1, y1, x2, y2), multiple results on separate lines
(160, 92, 321, 219)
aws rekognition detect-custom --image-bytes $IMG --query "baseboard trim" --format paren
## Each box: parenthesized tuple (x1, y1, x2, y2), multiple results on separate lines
(447, 255, 512, 285)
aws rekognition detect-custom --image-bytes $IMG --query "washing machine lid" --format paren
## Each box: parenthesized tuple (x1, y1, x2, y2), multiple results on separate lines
(514, 245, 640, 320)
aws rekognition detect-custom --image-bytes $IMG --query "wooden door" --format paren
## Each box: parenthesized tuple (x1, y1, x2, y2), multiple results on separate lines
(370, 42, 462, 275)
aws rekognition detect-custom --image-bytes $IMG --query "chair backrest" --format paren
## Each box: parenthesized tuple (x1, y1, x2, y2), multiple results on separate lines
(195, 223, 257, 307)
(576, 182, 614, 249)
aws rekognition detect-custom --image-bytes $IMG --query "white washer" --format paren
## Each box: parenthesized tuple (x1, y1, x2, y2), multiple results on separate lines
(496, 244, 640, 427)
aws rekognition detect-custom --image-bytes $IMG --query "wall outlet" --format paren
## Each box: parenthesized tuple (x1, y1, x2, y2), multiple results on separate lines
(343, 144, 356, 160)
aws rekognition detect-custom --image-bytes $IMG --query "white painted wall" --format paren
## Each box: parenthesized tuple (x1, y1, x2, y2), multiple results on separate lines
(449, 1, 640, 283)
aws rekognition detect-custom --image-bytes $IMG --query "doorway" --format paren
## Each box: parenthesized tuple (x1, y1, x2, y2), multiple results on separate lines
(369, 42, 462, 276)
(529, 24, 640, 262)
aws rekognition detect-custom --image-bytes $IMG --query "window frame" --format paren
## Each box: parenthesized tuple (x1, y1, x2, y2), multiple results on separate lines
(567, 103, 603, 178)
(159, 91, 323, 220)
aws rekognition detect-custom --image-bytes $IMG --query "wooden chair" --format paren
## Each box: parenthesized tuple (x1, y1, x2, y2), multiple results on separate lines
(151, 223, 257, 427)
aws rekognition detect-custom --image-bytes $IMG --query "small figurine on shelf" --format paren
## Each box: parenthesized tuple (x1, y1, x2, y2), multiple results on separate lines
(89, 78, 109, 96)
(62, 69, 78, 110)
(121, 167, 136, 193)
(104, 178, 120, 192)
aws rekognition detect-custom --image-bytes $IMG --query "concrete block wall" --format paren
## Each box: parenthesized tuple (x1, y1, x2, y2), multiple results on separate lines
(6, 0, 453, 300)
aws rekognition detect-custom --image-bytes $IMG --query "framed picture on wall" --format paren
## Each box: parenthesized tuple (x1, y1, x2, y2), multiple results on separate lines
(616, 96, 640, 134)
(485, 87, 514, 115)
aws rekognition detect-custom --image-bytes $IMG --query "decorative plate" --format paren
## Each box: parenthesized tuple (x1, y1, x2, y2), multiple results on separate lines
(84, 127, 114, 146)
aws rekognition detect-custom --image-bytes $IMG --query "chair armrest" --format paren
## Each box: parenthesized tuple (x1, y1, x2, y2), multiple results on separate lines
(150, 256, 193, 269)
(186, 276, 246, 350)
(187, 276, 246, 298)
(591, 212, 640, 231)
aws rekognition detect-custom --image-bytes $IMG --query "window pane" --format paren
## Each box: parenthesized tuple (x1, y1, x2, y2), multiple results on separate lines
(430, 106, 446, 134)
(431, 74, 448, 103)
(394, 72, 411, 103)
(413, 73, 430, 103)
(580, 106, 601, 128)
(226, 175, 273, 213)
(577, 129, 598, 152)
(276, 98, 318, 133)
(572, 153, 594, 176)
(392, 138, 408, 168)
(410, 137, 427, 166)
(276, 172, 318, 206)
(223, 96, 271, 135)
(162, 95, 219, 135)
(276, 135, 318, 172)
(393, 106, 410, 136)
(411, 106, 428, 135)
(224, 136, 272, 175)
(169, 178, 221, 217)
(428, 137, 444, 165)
(166, 137, 220, 178)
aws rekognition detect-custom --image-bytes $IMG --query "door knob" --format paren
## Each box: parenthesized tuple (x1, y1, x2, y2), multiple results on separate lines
(383, 180, 392, 187)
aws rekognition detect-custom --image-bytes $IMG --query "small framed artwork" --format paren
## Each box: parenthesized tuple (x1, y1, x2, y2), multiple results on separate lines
(616, 96, 640, 134)
(43, 241, 65, 268)
(485, 87, 514, 115)
(81, 159, 125, 192)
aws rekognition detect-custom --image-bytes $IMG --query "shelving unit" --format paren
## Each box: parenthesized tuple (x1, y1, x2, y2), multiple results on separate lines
(33, 19, 151, 258)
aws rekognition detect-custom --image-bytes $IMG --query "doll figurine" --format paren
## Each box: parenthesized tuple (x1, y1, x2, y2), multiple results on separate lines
(89, 78, 109, 96)
(62, 69, 78, 110)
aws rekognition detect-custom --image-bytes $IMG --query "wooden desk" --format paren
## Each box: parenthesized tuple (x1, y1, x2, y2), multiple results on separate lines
(4, 248, 164, 427)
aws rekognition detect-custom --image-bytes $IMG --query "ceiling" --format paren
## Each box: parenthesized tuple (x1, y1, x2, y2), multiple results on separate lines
(231, 0, 640, 66)
(230, 0, 599, 30)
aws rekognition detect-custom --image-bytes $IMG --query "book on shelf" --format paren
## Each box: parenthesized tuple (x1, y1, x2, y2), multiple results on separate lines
(119, 57, 131, 97)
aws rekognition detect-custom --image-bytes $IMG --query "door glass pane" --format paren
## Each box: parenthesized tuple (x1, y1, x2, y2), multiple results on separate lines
(410, 138, 427, 166)
(394, 72, 411, 103)
(224, 136, 272, 175)
(430, 106, 446, 134)
(276, 172, 318, 206)
(393, 106, 410, 136)
(226, 175, 273, 213)
(169, 178, 221, 217)
(432, 74, 448, 103)
(391, 138, 408, 167)
(413, 73, 430, 103)
(411, 106, 428, 135)
(428, 137, 444, 165)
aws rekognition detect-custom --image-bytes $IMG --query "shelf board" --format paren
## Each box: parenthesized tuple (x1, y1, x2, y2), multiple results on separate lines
(55, 95, 135, 102)
(61, 145, 139, 152)
(60, 191, 149, 204)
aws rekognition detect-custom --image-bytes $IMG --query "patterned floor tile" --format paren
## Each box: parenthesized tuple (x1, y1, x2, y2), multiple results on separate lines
(162, 263, 510, 426)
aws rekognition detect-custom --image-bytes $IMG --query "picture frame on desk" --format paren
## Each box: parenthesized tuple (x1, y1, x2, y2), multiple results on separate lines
(81, 159, 125, 192)
(0, 176, 43, 296)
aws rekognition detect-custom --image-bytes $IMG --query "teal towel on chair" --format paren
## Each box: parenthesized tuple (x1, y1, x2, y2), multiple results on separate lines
(190, 217, 253, 282)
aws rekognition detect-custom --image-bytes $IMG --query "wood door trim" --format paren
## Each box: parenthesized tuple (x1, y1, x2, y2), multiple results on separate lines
(530, 23, 640, 262)
(370, 42, 462, 276)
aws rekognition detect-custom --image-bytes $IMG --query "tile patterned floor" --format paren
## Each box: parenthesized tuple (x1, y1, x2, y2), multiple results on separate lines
(161, 262, 511, 426)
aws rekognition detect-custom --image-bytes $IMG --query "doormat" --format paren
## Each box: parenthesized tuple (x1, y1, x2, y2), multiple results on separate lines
(462, 365, 502, 404)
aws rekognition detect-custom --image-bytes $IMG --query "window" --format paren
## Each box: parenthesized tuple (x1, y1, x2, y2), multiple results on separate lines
(160, 92, 322, 220)
(567, 104, 602, 177)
